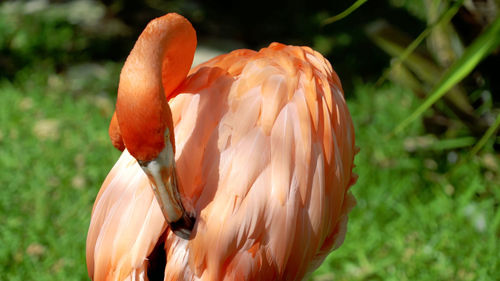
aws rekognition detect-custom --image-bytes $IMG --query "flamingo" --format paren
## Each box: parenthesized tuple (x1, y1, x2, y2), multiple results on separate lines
(86, 13, 357, 281)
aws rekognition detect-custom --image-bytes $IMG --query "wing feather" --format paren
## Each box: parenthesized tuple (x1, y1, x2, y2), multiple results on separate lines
(86, 151, 166, 281)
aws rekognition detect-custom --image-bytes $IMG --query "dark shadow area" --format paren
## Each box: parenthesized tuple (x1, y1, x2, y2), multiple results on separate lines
(146, 231, 167, 281)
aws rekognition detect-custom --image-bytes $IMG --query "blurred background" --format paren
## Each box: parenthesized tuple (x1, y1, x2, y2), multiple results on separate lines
(0, 0, 499, 280)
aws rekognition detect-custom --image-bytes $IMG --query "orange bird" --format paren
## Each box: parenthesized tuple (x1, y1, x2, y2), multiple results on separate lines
(86, 13, 357, 281)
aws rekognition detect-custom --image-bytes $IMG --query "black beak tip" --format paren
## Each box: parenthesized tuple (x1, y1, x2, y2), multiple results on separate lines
(170, 214, 195, 240)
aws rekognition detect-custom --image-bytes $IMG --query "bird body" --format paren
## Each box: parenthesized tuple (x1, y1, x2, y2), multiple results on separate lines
(87, 14, 357, 281)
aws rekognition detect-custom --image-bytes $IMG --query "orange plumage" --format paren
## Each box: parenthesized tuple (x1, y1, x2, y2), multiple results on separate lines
(86, 13, 357, 281)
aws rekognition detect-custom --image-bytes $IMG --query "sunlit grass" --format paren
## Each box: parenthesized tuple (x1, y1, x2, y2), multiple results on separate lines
(0, 64, 121, 280)
(313, 84, 499, 280)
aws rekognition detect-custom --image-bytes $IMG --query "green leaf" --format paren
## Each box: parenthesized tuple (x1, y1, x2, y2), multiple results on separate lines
(322, 0, 368, 25)
(394, 15, 500, 134)
(368, 19, 476, 119)
(469, 112, 500, 156)
(376, 0, 464, 86)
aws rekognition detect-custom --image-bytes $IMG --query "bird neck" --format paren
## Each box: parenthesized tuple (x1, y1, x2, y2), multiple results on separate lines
(115, 13, 197, 162)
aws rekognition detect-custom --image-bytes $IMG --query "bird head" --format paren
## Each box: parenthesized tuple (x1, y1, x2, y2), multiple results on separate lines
(112, 13, 197, 239)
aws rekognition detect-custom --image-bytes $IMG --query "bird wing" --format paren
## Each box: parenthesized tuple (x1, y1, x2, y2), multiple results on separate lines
(163, 43, 357, 281)
(86, 150, 167, 281)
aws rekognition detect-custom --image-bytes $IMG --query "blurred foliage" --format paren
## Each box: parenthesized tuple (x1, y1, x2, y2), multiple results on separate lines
(0, 0, 129, 78)
(0, 0, 499, 280)
(394, 14, 500, 134)
(0, 0, 430, 91)
(368, 0, 500, 145)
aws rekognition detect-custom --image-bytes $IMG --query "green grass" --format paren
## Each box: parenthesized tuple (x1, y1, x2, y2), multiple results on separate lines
(1, 65, 498, 280)
(0, 64, 121, 280)
(312, 84, 500, 280)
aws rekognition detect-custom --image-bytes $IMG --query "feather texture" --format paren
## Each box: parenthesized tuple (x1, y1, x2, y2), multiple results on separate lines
(87, 43, 357, 281)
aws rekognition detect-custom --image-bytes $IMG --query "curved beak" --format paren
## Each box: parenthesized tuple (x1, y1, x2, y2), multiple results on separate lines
(139, 136, 194, 239)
